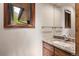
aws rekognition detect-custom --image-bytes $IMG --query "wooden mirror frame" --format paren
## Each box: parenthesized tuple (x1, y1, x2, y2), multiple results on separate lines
(4, 3, 35, 28)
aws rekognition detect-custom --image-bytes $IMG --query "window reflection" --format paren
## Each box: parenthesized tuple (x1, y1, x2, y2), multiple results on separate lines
(9, 3, 31, 25)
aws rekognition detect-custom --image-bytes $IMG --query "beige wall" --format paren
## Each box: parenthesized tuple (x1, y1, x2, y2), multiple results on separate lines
(0, 4, 42, 56)
(37, 4, 54, 26)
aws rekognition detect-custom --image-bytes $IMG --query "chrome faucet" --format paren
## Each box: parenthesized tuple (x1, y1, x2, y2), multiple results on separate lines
(63, 35, 68, 41)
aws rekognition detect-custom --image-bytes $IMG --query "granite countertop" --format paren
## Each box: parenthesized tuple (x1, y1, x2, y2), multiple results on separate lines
(43, 38, 75, 55)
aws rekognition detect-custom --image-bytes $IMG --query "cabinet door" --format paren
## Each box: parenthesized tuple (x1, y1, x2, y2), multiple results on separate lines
(43, 41, 55, 56)
(55, 48, 72, 56)
(43, 47, 54, 56)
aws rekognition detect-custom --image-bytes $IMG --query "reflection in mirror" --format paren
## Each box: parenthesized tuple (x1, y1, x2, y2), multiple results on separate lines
(9, 3, 31, 25)
(65, 10, 71, 28)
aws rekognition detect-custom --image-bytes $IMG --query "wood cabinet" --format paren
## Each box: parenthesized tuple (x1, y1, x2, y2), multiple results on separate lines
(43, 41, 55, 56)
(55, 48, 71, 56)
(43, 41, 72, 56)
(43, 47, 54, 56)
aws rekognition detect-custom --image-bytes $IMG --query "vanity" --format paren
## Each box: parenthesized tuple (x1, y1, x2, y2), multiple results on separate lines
(43, 37, 75, 56)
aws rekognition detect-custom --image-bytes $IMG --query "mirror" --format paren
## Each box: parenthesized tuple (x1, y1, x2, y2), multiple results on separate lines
(4, 3, 35, 28)
(9, 3, 31, 25)
(65, 10, 71, 28)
